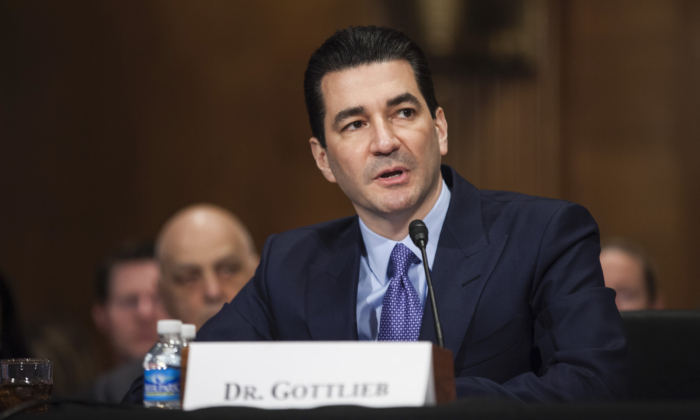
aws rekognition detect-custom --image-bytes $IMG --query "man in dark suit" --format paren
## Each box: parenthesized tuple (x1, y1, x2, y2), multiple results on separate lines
(196, 26, 628, 401)
(124, 26, 628, 404)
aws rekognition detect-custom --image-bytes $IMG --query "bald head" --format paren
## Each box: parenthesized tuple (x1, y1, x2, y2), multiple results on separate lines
(157, 204, 258, 329)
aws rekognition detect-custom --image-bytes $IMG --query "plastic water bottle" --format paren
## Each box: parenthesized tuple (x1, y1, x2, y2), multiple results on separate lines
(144, 319, 182, 409)
(181, 324, 196, 348)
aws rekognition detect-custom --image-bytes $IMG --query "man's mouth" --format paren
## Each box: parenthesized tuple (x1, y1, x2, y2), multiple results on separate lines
(379, 170, 404, 179)
(374, 167, 409, 185)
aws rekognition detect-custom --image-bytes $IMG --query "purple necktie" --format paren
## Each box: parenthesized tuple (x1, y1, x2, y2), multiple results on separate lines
(377, 243, 423, 341)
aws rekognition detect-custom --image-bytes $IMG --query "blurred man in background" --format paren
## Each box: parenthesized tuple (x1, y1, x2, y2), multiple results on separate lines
(600, 239, 664, 311)
(89, 241, 170, 403)
(157, 204, 258, 329)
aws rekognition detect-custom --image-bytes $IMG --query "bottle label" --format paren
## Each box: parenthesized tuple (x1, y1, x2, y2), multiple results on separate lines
(144, 368, 181, 402)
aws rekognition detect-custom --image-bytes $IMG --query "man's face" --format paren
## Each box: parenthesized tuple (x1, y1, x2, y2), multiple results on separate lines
(95, 260, 168, 362)
(310, 60, 447, 224)
(600, 248, 651, 311)
(159, 226, 257, 329)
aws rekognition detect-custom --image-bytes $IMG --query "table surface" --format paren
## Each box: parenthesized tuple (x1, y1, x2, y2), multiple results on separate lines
(12, 399, 700, 420)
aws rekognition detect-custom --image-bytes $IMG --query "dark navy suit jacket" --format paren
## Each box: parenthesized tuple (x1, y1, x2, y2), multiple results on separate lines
(124, 166, 628, 403)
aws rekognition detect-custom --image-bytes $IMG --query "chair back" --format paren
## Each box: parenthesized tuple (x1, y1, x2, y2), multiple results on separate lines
(622, 310, 700, 399)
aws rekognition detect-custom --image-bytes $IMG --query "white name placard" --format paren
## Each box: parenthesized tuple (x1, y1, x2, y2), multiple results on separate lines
(182, 341, 436, 410)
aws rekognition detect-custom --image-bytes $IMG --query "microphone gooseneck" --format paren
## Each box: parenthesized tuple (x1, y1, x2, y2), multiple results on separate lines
(409, 219, 444, 349)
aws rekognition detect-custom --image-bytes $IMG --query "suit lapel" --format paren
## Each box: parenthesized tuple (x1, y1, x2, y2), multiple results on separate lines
(418, 167, 508, 358)
(419, 231, 509, 356)
(307, 218, 361, 341)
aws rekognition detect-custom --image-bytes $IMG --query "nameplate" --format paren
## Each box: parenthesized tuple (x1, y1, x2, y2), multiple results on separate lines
(182, 341, 437, 410)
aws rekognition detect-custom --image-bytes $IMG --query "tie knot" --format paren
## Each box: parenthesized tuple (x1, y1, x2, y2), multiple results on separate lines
(389, 243, 417, 278)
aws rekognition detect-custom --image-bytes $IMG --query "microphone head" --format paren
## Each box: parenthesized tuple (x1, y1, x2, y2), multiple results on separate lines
(409, 219, 429, 248)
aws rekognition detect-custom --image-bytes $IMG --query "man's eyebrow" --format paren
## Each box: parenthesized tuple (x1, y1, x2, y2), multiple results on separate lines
(333, 106, 365, 130)
(387, 92, 421, 109)
(215, 255, 241, 264)
(173, 263, 200, 272)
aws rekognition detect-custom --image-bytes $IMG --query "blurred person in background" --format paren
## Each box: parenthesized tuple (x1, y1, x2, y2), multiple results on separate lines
(28, 320, 100, 399)
(88, 241, 170, 403)
(156, 204, 258, 330)
(600, 239, 664, 311)
(4, 270, 100, 398)
(0, 270, 29, 359)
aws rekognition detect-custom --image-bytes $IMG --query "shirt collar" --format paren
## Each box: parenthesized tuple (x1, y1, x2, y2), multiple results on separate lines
(359, 179, 451, 284)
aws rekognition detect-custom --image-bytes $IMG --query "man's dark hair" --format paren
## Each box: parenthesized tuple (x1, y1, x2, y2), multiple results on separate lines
(601, 238, 659, 303)
(304, 26, 439, 148)
(94, 240, 156, 304)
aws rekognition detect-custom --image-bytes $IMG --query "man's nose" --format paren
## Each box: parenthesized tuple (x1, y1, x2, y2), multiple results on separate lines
(202, 271, 224, 303)
(369, 119, 400, 155)
(136, 296, 154, 319)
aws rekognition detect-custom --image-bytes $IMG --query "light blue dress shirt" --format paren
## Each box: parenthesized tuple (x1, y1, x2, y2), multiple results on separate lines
(356, 179, 452, 340)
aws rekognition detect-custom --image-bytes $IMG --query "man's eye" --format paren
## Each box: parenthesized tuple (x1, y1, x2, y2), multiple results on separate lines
(217, 263, 241, 277)
(114, 296, 138, 310)
(174, 272, 199, 285)
(344, 121, 363, 131)
(398, 109, 414, 118)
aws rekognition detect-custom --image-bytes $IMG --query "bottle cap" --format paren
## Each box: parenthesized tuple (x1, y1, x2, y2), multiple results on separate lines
(157, 319, 183, 334)
(181, 324, 196, 340)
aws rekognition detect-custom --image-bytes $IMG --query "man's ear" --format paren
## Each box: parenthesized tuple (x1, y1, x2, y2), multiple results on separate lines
(434, 107, 448, 156)
(92, 303, 109, 334)
(309, 137, 337, 183)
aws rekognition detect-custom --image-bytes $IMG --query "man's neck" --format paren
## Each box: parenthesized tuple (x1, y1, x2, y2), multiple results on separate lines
(357, 175, 443, 241)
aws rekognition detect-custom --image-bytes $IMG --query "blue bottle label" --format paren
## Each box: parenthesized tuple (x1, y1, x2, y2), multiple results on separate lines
(144, 368, 181, 402)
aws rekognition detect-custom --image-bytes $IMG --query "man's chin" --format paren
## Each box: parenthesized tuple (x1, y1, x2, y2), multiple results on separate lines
(372, 192, 420, 216)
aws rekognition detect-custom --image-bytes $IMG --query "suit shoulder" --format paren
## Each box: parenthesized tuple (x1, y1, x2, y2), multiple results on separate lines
(477, 189, 595, 233)
(273, 215, 356, 240)
(480, 189, 584, 213)
(255, 216, 359, 286)
(264, 215, 357, 252)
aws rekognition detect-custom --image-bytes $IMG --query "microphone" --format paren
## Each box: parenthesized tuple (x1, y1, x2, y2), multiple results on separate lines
(409, 219, 444, 349)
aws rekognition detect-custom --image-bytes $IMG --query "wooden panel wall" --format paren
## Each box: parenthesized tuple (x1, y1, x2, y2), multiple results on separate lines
(440, 0, 562, 200)
(561, 0, 700, 308)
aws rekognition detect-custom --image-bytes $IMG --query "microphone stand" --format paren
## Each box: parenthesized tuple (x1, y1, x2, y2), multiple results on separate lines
(409, 219, 444, 349)
(409, 220, 455, 403)
(419, 245, 444, 349)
